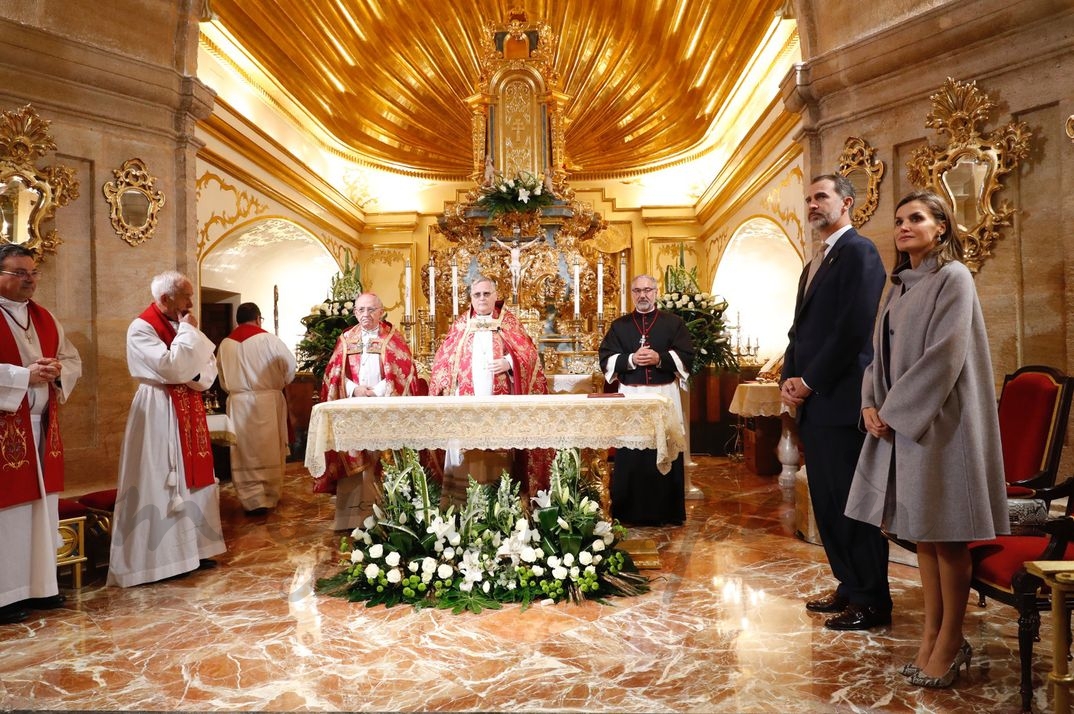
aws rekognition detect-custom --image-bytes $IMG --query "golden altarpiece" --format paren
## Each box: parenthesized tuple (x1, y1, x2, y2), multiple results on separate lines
(406, 11, 619, 383)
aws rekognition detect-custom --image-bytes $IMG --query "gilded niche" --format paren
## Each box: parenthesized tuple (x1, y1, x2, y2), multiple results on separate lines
(906, 78, 1031, 273)
(837, 136, 883, 229)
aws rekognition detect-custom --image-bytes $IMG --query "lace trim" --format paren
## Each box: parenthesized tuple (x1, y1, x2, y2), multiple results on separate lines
(305, 394, 685, 478)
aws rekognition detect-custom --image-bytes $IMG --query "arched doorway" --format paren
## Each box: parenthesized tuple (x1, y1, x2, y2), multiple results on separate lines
(712, 217, 800, 364)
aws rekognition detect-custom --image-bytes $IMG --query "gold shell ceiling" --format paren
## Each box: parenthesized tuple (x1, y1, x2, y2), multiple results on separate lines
(209, 0, 785, 179)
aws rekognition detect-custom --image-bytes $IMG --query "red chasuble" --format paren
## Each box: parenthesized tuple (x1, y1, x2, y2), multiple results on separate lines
(138, 303, 215, 489)
(0, 301, 64, 509)
(315, 320, 426, 494)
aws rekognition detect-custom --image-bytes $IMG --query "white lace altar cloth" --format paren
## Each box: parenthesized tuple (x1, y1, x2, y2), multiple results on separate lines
(728, 382, 786, 418)
(304, 393, 685, 477)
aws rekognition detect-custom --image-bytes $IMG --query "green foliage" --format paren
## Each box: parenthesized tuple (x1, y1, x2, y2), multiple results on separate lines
(660, 258, 739, 374)
(476, 171, 555, 219)
(295, 257, 363, 382)
(315, 447, 650, 612)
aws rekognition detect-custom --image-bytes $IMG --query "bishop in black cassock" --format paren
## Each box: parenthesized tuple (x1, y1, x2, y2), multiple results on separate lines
(598, 274, 694, 525)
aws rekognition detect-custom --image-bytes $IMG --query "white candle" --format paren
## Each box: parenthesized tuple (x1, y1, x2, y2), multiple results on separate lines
(404, 260, 412, 318)
(596, 254, 604, 316)
(619, 253, 628, 313)
(451, 258, 459, 316)
(573, 258, 581, 318)
(428, 261, 436, 317)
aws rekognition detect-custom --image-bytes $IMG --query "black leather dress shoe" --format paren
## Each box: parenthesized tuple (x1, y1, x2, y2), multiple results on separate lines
(824, 604, 892, 631)
(0, 604, 29, 624)
(198, 559, 218, 570)
(805, 592, 849, 613)
(24, 594, 66, 610)
(244, 507, 270, 517)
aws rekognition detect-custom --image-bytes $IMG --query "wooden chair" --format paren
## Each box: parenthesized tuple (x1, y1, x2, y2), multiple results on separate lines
(999, 365, 1074, 531)
(970, 478, 1074, 712)
(887, 365, 1073, 553)
(77, 488, 117, 571)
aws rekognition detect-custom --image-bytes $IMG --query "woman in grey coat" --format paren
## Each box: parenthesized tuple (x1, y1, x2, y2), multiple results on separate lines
(845, 191, 1008, 689)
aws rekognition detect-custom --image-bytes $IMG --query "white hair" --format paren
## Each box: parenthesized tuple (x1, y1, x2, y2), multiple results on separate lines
(150, 270, 190, 300)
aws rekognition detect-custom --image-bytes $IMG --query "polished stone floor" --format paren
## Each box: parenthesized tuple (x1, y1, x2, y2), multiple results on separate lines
(0, 456, 1055, 712)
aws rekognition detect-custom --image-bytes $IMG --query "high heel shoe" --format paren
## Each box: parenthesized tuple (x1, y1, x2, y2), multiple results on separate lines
(909, 640, 973, 689)
(898, 662, 920, 677)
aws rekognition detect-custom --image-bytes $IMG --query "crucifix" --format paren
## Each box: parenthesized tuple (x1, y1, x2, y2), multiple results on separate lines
(490, 229, 543, 304)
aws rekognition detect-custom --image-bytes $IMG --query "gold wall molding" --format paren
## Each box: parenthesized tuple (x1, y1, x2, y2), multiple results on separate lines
(103, 158, 166, 247)
(837, 136, 883, 228)
(906, 77, 1032, 274)
(195, 171, 269, 258)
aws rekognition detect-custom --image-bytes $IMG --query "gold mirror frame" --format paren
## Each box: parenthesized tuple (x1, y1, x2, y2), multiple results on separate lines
(907, 77, 1032, 273)
(0, 105, 79, 260)
(103, 158, 165, 246)
(837, 136, 884, 228)
(1066, 114, 1074, 143)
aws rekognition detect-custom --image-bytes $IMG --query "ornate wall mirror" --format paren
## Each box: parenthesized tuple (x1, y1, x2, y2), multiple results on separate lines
(907, 77, 1032, 273)
(837, 136, 884, 228)
(103, 158, 165, 246)
(1066, 114, 1074, 143)
(0, 105, 79, 259)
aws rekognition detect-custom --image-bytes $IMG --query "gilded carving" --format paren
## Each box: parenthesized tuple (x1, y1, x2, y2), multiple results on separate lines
(906, 78, 1032, 273)
(0, 105, 80, 260)
(837, 136, 884, 228)
(103, 158, 166, 247)
(196, 171, 269, 257)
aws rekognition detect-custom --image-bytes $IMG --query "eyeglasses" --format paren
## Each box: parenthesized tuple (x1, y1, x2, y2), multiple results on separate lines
(471, 291, 494, 298)
(354, 306, 382, 314)
(631, 287, 656, 294)
(0, 270, 41, 280)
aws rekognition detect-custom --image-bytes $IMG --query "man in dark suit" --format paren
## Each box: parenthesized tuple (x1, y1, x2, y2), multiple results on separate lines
(781, 174, 889, 630)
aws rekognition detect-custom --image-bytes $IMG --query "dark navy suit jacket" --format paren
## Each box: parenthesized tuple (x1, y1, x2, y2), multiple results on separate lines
(782, 228, 886, 426)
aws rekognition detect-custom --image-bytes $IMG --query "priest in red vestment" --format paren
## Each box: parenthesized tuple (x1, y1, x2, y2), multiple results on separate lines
(430, 276, 550, 502)
(0, 244, 81, 624)
(316, 292, 424, 529)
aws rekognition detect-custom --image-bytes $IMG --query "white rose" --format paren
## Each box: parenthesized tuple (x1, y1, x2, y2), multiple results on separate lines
(437, 563, 454, 579)
(385, 551, 401, 567)
(443, 546, 456, 560)
(547, 555, 561, 568)
(408, 561, 419, 573)
(350, 550, 364, 563)
(592, 539, 606, 552)
(531, 564, 545, 577)
(368, 543, 384, 559)
(422, 556, 438, 574)
(563, 552, 575, 567)
(386, 568, 402, 584)
(364, 563, 380, 580)
(552, 566, 568, 580)
(521, 547, 537, 563)
(578, 551, 593, 565)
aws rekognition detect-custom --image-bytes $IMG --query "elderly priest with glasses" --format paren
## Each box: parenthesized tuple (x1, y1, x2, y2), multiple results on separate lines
(598, 274, 693, 526)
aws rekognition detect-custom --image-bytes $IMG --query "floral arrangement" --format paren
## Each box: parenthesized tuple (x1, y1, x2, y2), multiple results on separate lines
(316, 448, 649, 613)
(295, 257, 363, 382)
(476, 170, 556, 219)
(660, 258, 738, 374)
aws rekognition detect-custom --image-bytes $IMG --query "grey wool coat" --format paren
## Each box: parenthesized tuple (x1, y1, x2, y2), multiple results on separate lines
(845, 257, 1009, 542)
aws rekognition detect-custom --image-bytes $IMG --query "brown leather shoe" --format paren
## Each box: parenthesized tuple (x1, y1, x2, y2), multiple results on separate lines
(824, 604, 892, 631)
(805, 591, 849, 613)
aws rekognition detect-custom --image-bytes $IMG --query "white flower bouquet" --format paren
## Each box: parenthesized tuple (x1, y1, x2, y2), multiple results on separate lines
(316, 448, 648, 613)
(476, 170, 555, 219)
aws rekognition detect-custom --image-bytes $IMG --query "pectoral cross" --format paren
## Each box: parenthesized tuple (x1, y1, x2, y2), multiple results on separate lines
(639, 335, 647, 348)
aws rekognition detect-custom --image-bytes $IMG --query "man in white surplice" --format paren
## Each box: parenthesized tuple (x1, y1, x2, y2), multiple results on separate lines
(108, 270, 226, 587)
(0, 244, 81, 625)
(218, 301, 295, 515)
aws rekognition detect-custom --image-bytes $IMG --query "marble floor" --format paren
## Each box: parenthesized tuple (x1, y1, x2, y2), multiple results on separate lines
(0, 456, 1057, 712)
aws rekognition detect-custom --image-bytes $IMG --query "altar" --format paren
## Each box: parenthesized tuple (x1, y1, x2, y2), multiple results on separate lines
(304, 393, 684, 480)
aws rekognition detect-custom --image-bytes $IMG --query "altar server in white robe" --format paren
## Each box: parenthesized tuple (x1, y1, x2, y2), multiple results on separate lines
(108, 270, 226, 587)
(218, 302, 295, 515)
(0, 244, 81, 625)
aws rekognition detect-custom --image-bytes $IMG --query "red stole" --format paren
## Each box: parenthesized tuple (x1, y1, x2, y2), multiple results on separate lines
(0, 301, 63, 508)
(138, 303, 215, 489)
(226, 323, 267, 343)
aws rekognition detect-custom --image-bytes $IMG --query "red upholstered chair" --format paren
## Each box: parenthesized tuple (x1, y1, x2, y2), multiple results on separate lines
(969, 478, 1074, 712)
(999, 365, 1074, 530)
(76, 489, 117, 571)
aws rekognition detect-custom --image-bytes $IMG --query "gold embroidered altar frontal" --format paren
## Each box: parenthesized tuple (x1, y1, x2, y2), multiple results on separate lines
(304, 394, 685, 477)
